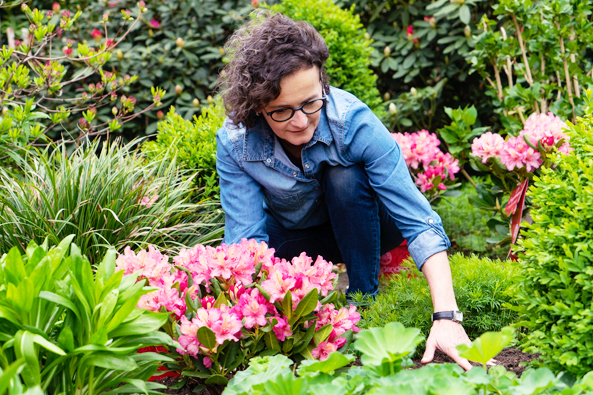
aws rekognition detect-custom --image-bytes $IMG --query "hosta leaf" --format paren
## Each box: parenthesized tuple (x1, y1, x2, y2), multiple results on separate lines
(354, 322, 424, 366)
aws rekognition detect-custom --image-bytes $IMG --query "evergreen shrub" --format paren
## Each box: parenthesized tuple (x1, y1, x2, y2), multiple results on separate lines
(511, 94, 593, 376)
(358, 253, 519, 345)
(271, 0, 385, 117)
(142, 99, 225, 199)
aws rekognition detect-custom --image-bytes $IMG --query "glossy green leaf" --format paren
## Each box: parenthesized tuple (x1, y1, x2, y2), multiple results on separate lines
(205, 374, 229, 386)
(297, 352, 355, 375)
(457, 327, 514, 368)
(313, 324, 333, 346)
(294, 288, 318, 319)
(196, 326, 217, 350)
(88, 352, 138, 370)
(108, 312, 169, 337)
(354, 322, 424, 366)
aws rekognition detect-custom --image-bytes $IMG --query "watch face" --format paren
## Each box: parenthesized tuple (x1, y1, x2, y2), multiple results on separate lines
(453, 311, 463, 322)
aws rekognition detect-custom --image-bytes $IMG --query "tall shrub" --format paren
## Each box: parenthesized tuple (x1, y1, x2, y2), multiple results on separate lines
(271, 0, 385, 117)
(510, 91, 593, 376)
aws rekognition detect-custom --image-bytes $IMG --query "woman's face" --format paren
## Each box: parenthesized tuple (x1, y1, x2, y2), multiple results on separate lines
(262, 66, 324, 149)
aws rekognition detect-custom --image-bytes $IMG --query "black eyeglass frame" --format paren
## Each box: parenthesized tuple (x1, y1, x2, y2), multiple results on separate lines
(265, 96, 327, 122)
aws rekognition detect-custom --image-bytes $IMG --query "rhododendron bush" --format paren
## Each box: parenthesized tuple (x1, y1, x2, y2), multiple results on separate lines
(392, 130, 460, 200)
(468, 112, 572, 247)
(115, 239, 359, 385)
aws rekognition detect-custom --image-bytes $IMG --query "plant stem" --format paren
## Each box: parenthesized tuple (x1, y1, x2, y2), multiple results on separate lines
(461, 168, 476, 188)
(511, 13, 533, 86)
(555, 20, 575, 121)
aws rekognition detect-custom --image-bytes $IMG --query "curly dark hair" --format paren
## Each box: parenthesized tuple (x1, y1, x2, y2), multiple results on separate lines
(217, 11, 330, 129)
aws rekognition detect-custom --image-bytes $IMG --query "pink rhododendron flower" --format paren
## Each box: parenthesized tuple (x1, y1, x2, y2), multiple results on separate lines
(140, 194, 158, 208)
(194, 306, 242, 345)
(499, 136, 542, 172)
(521, 112, 572, 155)
(91, 29, 103, 41)
(203, 357, 212, 369)
(271, 316, 292, 341)
(115, 245, 170, 282)
(472, 132, 505, 163)
(177, 316, 201, 357)
(150, 19, 160, 29)
(237, 293, 268, 328)
(312, 341, 337, 361)
(138, 286, 186, 319)
(261, 267, 297, 303)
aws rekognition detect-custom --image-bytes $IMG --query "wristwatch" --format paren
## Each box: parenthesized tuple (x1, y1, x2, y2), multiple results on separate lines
(431, 310, 463, 323)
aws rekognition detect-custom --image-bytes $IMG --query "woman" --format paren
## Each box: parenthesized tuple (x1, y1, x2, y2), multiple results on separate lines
(216, 11, 472, 369)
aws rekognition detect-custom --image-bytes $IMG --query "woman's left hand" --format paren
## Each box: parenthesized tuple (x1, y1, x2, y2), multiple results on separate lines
(421, 319, 472, 370)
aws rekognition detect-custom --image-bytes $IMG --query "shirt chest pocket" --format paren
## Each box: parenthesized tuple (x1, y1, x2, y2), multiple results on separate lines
(263, 189, 304, 212)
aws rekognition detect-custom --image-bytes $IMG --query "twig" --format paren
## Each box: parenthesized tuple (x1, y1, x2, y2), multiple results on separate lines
(555, 20, 575, 121)
(511, 13, 533, 86)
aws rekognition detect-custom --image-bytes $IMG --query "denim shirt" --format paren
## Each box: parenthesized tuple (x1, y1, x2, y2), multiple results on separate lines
(216, 87, 450, 270)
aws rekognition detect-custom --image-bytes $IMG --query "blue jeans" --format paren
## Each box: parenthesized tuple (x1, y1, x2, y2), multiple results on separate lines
(266, 164, 405, 296)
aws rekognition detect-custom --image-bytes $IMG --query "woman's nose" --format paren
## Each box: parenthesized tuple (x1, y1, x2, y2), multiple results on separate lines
(290, 109, 308, 129)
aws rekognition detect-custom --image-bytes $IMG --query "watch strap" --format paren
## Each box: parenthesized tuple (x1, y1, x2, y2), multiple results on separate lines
(431, 310, 463, 323)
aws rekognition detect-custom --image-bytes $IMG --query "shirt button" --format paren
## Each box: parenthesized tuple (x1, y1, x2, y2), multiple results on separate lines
(293, 172, 297, 177)
(305, 164, 310, 169)
(266, 158, 271, 163)
(428, 218, 434, 224)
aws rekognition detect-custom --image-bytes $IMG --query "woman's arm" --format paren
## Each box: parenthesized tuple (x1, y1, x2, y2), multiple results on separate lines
(420, 251, 472, 370)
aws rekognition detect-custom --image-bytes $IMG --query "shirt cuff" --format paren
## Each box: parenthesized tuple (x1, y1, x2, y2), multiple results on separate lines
(407, 227, 450, 271)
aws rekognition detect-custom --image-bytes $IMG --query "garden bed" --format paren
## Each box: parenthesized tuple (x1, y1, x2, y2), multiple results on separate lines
(154, 347, 539, 394)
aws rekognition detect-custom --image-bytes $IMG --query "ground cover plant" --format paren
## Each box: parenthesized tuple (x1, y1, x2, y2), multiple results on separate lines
(509, 91, 593, 377)
(358, 253, 519, 352)
(0, 139, 224, 261)
(115, 239, 361, 388)
(0, 235, 178, 394)
(222, 324, 593, 395)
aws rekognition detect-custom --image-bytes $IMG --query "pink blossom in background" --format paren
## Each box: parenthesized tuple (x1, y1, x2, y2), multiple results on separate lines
(150, 19, 160, 29)
(271, 316, 292, 341)
(521, 112, 572, 154)
(140, 194, 158, 208)
(177, 316, 201, 358)
(499, 136, 542, 172)
(471, 132, 504, 163)
(91, 29, 103, 41)
(203, 357, 212, 369)
(115, 245, 170, 281)
(312, 341, 337, 361)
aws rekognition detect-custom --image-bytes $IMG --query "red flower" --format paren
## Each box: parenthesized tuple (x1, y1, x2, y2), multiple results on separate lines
(105, 39, 115, 48)
(62, 46, 72, 56)
(52, 2, 60, 13)
(406, 25, 414, 36)
(150, 19, 160, 29)
(91, 29, 103, 41)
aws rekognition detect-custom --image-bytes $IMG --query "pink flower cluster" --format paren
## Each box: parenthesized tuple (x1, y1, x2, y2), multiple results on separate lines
(392, 130, 460, 193)
(472, 112, 571, 172)
(116, 239, 359, 363)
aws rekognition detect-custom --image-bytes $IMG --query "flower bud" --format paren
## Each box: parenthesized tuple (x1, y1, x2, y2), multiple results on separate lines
(124, 74, 131, 84)
(62, 46, 72, 56)
(78, 118, 89, 130)
(46, 11, 53, 19)
(116, 49, 123, 60)
(384, 46, 391, 57)
(112, 106, 118, 116)
(219, 47, 225, 55)
(456, 0, 465, 4)
(52, 2, 60, 13)
(148, 29, 153, 38)
(384, 92, 391, 101)
(389, 103, 397, 115)
(392, 21, 398, 29)
(157, 110, 164, 120)
(62, 9, 70, 18)
(81, 92, 88, 101)
(175, 85, 182, 95)
(29, 24, 36, 33)
(464, 25, 471, 38)
(138, 1, 147, 12)
(2, 107, 8, 116)
(175, 37, 184, 48)
(89, 107, 97, 115)
(111, 91, 117, 101)
(193, 98, 200, 107)
(410, 87, 417, 96)
(252, 0, 258, 7)
(88, 83, 96, 93)
(207, 95, 214, 104)
(21, 3, 29, 12)
(103, 12, 109, 22)
(96, 82, 104, 93)
(111, 80, 118, 90)
(364, 32, 371, 41)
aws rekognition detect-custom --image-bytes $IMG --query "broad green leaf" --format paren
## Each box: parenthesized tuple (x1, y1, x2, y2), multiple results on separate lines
(282, 290, 292, 319)
(219, 340, 240, 368)
(513, 368, 557, 394)
(313, 324, 333, 346)
(14, 331, 41, 387)
(98, 289, 119, 327)
(0, 305, 21, 325)
(87, 352, 138, 370)
(205, 374, 229, 386)
(108, 312, 169, 337)
(459, 5, 471, 24)
(457, 327, 514, 368)
(96, 248, 116, 294)
(57, 327, 75, 352)
(122, 378, 150, 395)
(0, 358, 25, 394)
(4, 247, 26, 285)
(32, 334, 65, 355)
(181, 370, 211, 378)
(106, 289, 145, 333)
(196, 326, 217, 350)
(264, 372, 308, 395)
(39, 291, 81, 321)
(294, 288, 318, 319)
(213, 291, 229, 308)
(101, 382, 166, 395)
(264, 330, 281, 352)
(354, 322, 424, 366)
(298, 352, 355, 375)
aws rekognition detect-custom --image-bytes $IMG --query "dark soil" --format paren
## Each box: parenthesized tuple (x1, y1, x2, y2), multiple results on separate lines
(154, 347, 539, 394)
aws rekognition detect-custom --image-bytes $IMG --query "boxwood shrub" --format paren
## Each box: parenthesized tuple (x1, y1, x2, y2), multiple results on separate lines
(510, 96, 593, 376)
(270, 0, 385, 118)
(142, 100, 225, 199)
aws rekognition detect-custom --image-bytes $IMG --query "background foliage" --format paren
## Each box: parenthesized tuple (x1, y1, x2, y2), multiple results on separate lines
(510, 99, 593, 376)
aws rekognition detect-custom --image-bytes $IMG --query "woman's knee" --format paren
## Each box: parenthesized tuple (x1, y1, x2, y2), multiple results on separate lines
(322, 164, 372, 201)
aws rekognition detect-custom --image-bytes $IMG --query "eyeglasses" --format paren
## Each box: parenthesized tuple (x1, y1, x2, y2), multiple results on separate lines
(265, 96, 327, 122)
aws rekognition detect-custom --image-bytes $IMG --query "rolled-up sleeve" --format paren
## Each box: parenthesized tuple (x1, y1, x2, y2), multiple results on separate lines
(216, 129, 268, 244)
(342, 101, 450, 270)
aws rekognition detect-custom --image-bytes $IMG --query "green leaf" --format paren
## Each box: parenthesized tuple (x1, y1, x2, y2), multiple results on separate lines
(264, 331, 282, 352)
(57, 327, 75, 352)
(457, 327, 514, 368)
(205, 374, 229, 386)
(353, 322, 424, 366)
(0, 358, 25, 394)
(40, 291, 81, 321)
(88, 353, 138, 370)
(196, 326, 217, 350)
(459, 5, 471, 24)
(282, 290, 292, 319)
(32, 334, 65, 355)
(294, 288, 318, 319)
(297, 352, 355, 375)
(108, 312, 169, 337)
(313, 324, 333, 346)
(264, 372, 307, 395)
